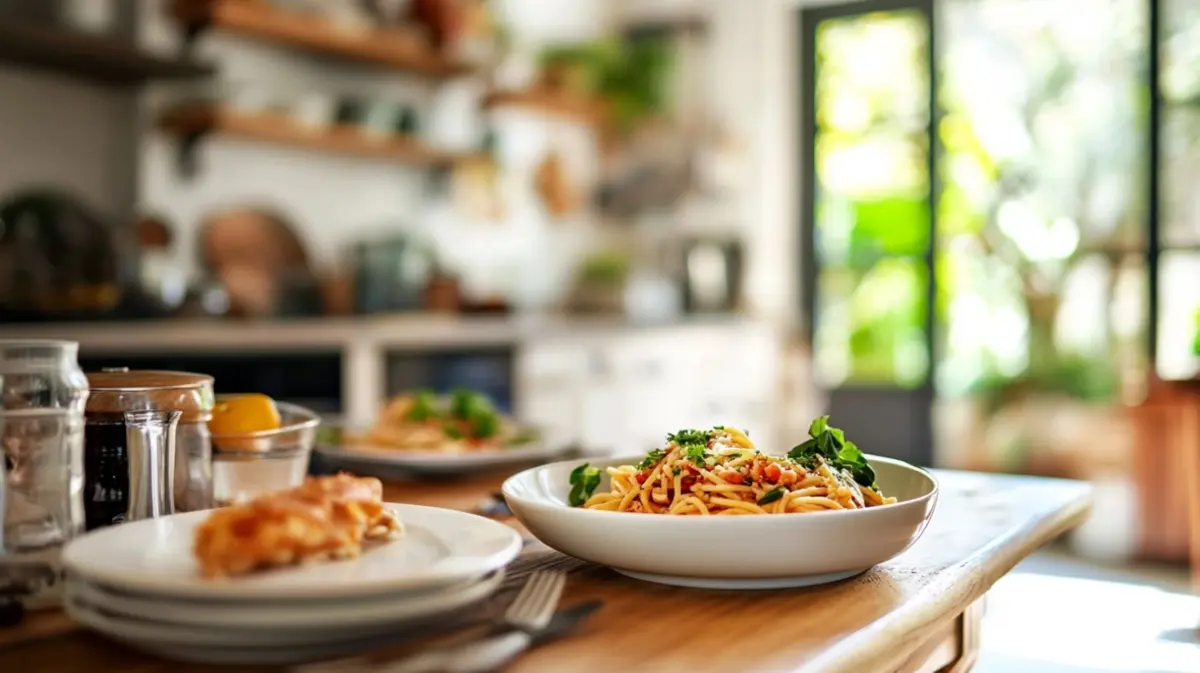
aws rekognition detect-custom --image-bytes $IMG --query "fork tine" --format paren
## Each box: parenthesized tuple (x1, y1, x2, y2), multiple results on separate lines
(505, 571, 545, 621)
(506, 571, 550, 622)
(532, 572, 565, 626)
(508, 571, 564, 630)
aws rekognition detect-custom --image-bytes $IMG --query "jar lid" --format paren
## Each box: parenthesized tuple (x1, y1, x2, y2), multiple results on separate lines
(86, 369, 215, 422)
(87, 368, 213, 391)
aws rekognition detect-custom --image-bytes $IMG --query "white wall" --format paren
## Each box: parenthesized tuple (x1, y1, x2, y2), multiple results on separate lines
(0, 68, 137, 217)
(138, 0, 435, 275)
(616, 0, 803, 326)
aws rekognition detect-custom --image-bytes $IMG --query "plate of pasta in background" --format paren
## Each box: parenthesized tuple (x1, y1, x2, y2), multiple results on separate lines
(315, 389, 572, 476)
(502, 417, 939, 589)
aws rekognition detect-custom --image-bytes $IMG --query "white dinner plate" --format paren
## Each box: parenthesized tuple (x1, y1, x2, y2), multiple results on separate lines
(66, 569, 504, 631)
(65, 600, 413, 665)
(317, 428, 571, 476)
(63, 504, 521, 600)
(503, 455, 938, 590)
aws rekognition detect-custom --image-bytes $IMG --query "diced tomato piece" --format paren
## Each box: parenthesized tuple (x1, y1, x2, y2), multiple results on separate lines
(636, 471, 649, 484)
(763, 463, 782, 483)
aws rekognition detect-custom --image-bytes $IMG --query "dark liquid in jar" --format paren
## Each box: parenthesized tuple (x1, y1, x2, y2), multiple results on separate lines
(83, 413, 128, 531)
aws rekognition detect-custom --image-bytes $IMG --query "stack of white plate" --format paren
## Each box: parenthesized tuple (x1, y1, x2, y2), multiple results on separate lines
(61, 504, 523, 665)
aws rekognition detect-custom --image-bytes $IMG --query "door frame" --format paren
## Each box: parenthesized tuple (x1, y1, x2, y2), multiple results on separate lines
(797, 0, 938, 465)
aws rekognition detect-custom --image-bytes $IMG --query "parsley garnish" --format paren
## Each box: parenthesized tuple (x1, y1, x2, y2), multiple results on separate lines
(568, 463, 602, 507)
(637, 449, 666, 470)
(667, 429, 710, 447)
(684, 444, 707, 466)
(757, 486, 787, 505)
(667, 428, 711, 466)
(787, 415, 876, 487)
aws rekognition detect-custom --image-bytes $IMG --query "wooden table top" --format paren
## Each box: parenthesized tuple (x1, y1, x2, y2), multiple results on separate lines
(0, 469, 1092, 673)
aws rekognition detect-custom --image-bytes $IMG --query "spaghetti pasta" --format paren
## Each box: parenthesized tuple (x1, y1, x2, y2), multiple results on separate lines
(351, 389, 536, 453)
(572, 422, 897, 515)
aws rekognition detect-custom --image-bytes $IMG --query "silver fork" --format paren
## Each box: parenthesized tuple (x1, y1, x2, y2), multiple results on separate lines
(382, 570, 566, 673)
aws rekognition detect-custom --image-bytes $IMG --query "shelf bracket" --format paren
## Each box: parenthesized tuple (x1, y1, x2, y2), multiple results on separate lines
(176, 130, 207, 180)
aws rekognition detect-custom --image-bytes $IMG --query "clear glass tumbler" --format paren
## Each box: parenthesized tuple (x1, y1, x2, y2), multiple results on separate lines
(0, 340, 88, 610)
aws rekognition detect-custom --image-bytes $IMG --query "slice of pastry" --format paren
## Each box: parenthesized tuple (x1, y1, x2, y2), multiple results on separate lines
(194, 474, 403, 578)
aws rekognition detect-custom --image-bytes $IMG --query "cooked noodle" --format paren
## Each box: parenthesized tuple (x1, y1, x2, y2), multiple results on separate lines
(580, 427, 896, 515)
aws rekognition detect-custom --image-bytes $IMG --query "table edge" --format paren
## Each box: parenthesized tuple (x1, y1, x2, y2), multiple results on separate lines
(799, 483, 1094, 673)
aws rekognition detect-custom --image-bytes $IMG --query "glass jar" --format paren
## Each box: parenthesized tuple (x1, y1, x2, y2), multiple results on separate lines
(210, 400, 319, 506)
(84, 370, 214, 518)
(0, 340, 88, 610)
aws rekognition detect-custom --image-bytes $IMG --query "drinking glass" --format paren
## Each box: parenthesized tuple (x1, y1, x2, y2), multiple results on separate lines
(0, 340, 88, 609)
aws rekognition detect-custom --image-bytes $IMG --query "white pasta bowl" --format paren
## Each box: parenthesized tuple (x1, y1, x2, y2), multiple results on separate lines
(503, 454, 938, 589)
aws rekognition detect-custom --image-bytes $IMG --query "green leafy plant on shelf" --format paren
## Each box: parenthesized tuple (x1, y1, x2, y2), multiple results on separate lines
(576, 250, 630, 287)
(1193, 308, 1200, 357)
(539, 36, 674, 134)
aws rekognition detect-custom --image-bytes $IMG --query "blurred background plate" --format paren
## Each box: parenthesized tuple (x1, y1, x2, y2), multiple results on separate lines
(315, 422, 577, 476)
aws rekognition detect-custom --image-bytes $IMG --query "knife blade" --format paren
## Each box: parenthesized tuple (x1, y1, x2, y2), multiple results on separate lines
(383, 601, 604, 673)
(530, 600, 603, 644)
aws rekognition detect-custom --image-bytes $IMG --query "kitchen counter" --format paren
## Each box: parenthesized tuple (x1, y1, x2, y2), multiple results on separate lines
(1, 314, 775, 431)
(0, 314, 755, 353)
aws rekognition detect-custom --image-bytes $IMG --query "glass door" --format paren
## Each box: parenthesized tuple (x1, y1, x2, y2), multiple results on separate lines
(1158, 0, 1200, 380)
(800, 0, 936, 465)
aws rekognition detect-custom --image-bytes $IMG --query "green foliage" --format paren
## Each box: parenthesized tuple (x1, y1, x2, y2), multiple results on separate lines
(969, 353, 1119, 414)
(540, 36, 674, 133)
(1194, 309, 1200, 356)
(568, 463, 602, 507)
(577, 251, 630, 286)
(787, 416, 876, 488)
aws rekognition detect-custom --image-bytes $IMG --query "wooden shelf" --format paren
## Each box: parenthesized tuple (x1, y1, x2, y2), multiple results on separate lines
(172, 0, 471, 79)
(0, 22, 213, 85)
(159, 104, 459, 170)
(483, 89, 607, 125)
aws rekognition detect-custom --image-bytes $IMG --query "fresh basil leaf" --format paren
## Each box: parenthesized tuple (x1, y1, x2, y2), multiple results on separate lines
(757, 486, 787, 505)
(829, 427, 845, 448)
(685, 444, 707, 466)
(470, 410, 499, 439)
(837, 441, 864, 464)
(449, 388, 474, 418)
(406, 390, 439, 422)
(567, 463, 601, 507)
(808, 415, 829, 439)
(817, 431, 837, 453)
(787, 438, 818, 461)
(569, 463, 589, 484)
(443, 423, 463, 440)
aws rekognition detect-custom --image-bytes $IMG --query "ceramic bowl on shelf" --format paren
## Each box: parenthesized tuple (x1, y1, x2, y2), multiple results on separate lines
(502, 455, 938, 590)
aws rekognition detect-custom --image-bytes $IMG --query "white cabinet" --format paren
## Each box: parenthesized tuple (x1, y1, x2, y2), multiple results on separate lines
(515, 322, 781, 454)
